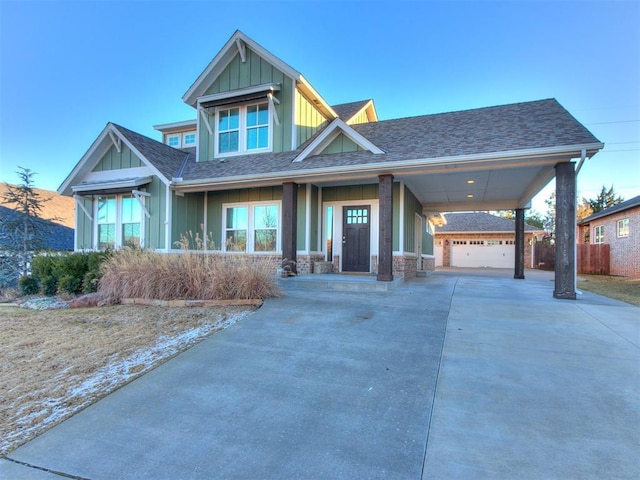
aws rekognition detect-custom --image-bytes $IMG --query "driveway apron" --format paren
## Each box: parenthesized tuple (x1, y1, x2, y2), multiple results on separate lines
(2, 278, 452, 479)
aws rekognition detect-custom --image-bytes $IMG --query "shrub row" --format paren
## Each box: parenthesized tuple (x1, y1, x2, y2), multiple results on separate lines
(99, 249, 282, 301)
(20, 251, 111, 296)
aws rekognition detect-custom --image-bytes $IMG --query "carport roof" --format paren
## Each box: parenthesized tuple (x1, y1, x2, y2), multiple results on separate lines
(435, 212, 543, 233)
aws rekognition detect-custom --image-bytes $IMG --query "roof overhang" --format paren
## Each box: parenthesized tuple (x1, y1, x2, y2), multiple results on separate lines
(72, 176, 152, 196)
(153, 119, 197, 133)
(171, 142, 603, 207)
(198, 83, 281, 109)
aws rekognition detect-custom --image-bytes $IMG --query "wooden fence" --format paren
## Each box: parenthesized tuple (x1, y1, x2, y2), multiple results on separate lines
(577, 244, 610, 275)
(534, 243, 610, 275)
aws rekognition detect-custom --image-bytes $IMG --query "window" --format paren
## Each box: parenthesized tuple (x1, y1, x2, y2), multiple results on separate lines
(223, 202, 279, 253)
(183, 132, 196, 146)
(167, 135, 180, 147)
(617, 218, 629, 238)
(96, 194, 143, 249)
(216, 103, 270, 157)
(594, 225, 604, 244)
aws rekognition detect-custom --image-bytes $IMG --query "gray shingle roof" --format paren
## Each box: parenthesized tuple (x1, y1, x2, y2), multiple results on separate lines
(111, 98, 601, 184)
(112, 123, 189, 181)
(435, 212, 542, 233)
(331, 100, 371, 122)
(579, 194, 640, 224)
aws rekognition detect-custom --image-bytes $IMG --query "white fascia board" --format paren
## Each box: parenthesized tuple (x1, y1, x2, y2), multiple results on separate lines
(297, 75, 338, 120)
(173, 141, 604, 192)
(183, 31, 301, 107)
(58, 124, 172, 196)
(196, 83, 281, 106)
(71, 176, 152, 193)
(153, 119, 197, 132)
(293, 118, 385, 163)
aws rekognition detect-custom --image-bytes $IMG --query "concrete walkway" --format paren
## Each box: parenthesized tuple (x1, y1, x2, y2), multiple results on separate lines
(1, 270, 638, 479)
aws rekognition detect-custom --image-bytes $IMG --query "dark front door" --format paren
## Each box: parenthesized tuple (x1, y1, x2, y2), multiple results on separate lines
(342, 206, 370, 272)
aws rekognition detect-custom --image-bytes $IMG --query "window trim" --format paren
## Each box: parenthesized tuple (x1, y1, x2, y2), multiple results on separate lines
(94, 193, 145, 250)
(215, 101, 272, 159)
(222, 201, 281, 253)
(594, 225, 604, 244)
(617, 218, 629, 238)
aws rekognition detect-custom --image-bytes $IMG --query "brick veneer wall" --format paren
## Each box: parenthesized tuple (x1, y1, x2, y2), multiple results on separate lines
(435, 232, 537, 268)
(421, 255, 436, 271)
(393, 255, 418, 279)
(297, 254, 325, 274)
(586, 207, 640, 278)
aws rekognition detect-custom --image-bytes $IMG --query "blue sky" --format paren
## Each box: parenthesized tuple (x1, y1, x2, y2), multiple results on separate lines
(1, 0, 638, 213)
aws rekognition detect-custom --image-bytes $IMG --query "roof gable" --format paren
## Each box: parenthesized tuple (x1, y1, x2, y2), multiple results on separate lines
(293, 118, 384, 163)
(332, 99, 378, 124)
(58, 123, 185, 196)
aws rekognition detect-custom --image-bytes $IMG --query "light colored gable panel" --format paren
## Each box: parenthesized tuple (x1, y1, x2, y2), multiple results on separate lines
(92, 144, 143, 172)
(296, 90, 328, 147)
(321, 133, 362, 155)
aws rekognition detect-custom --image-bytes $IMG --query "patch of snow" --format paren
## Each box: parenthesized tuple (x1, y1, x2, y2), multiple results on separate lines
(1, 310, 250, 455)
(20, 297, 69, 310)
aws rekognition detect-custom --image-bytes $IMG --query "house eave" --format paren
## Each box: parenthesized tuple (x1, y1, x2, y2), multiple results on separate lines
(172, 142, 604, 193)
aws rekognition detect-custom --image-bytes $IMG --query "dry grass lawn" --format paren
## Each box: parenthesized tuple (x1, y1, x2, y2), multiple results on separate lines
(0, 304, 255, 456)
(578, 275, 640, 306)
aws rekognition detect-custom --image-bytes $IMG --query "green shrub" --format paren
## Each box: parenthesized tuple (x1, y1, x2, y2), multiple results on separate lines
(31, 255, 61, 280)
(58, 275, 83, 295)
(40, 276, 58, 296)
(19, 275, 39, 295)
(82, 271, 99, 294)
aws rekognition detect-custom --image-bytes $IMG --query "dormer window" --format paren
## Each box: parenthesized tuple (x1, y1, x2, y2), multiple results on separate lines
(165, 131, 196, 148)
(216, 102, 271, 157)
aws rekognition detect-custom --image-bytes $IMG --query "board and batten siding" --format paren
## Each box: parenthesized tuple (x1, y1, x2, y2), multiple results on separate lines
(320, 133, 362, 155)
(321, 184, 379, 202)
(296, 90, 328, 147)
(205, 187, 283, 251)
(145, 177, 167, 250)
(172, 192, 205, 247)
(348, 109, 369, 125)
(403, 187, 423, 254)
(198, 48, 294, 160)
(75, 197, 93, 250)
(92, 144, 143, 171)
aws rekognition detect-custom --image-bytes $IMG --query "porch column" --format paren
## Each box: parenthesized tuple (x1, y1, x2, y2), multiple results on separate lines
(514, 208, 525, 279)
(378, 174, 394, 282)
(282, 182, 297, 275)
(554, 162, 576, 299)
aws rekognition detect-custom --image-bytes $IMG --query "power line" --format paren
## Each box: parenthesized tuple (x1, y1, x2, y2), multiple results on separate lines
(586, 120, 640, 125)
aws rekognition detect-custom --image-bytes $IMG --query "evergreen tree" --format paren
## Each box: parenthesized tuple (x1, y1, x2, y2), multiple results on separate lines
(1, 167, 52, 285)
(585, 185, 624, 213)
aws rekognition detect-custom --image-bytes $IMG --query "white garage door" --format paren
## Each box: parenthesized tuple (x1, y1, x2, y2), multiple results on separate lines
(451, 240, 514, 268)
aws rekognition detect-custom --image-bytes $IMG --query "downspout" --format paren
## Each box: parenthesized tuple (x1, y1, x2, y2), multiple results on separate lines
(574, 149, 587, 295)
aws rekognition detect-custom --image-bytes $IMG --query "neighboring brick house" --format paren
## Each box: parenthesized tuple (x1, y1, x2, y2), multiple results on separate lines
(58, 30, 602, 287)
(434, 212, 544, 268)
(578, 195, 640, 278)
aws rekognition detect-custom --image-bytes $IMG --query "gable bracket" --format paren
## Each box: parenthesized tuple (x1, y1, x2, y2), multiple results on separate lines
(108, 131, 122, 153)
(73, 195, 93, 221)
(198, 107, 214, 136)
(132, 190, 151, 219)
(268, 93, 280, 126)
(235, 38, 246, 63)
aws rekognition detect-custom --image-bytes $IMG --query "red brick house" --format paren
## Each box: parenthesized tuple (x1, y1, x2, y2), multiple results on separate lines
(578, 195, 640, 278)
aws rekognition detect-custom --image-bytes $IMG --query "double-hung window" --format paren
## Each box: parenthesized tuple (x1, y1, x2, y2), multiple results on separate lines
(223, 202, 279, 253)
(96, 194, 143, 249)
(617, 218, 629, 238)
(216, 102, 270, 157)
(594, 225, 604, 244)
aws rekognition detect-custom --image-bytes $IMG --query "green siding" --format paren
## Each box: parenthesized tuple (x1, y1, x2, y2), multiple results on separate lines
(423, 230, 434, 255)
(393, 183, 400, 251)
(145, 177, 166, 249)
(75, 197, 93, 250)
(93, 144, 142, 171)
(403, 187, 423, 253)
(172, 192, 205, 247)
(309, 185, 319, 251)
(320, 133, 362, 155)
(348, 109, 369, 125)
(297, 185, 306, 249)
(296, 90, 328, 147)
(200, 48, 294, 159)
(205, 187, 283, 250)
(321, 184, 378, 202)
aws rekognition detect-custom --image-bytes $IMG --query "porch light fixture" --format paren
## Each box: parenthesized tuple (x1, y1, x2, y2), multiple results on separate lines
(467, 194, 474, 198)
(466, 180, 475, 184)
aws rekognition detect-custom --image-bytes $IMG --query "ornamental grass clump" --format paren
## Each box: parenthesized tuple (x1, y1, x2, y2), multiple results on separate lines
(99, 249, 282, 301)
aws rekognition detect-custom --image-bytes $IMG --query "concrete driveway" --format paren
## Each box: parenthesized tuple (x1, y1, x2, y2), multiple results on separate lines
(2, 269, 638, 479)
